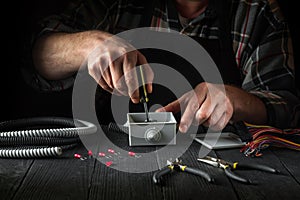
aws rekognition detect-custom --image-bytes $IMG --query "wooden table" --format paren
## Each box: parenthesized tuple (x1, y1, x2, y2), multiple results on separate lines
(1, 130, 300, 200)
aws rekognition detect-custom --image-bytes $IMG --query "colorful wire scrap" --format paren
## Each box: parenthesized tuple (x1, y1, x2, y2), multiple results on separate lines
(240, 122, 300, 157)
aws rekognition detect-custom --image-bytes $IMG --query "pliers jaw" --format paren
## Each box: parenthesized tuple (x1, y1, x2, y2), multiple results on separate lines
(153, 158, 213, 185)
(197, 156, 229, 169)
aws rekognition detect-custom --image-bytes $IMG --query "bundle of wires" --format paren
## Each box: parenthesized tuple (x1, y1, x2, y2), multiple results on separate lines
(0, 117, 97, 158)
(240, 123, 300, 157)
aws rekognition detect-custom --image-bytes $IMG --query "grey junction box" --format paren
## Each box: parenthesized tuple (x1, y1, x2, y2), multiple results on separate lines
(127, 112, 177, 146)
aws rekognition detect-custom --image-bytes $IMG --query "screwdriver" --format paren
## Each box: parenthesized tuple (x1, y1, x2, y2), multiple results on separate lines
(138, 65, 150, 122)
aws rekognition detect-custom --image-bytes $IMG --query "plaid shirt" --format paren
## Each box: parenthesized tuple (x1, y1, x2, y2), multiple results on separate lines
(23, 0, 300, 128)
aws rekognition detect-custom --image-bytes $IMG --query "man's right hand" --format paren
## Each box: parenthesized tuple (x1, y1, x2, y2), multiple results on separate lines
(33, 31, 153, 103)
(87, 34, 154, 103)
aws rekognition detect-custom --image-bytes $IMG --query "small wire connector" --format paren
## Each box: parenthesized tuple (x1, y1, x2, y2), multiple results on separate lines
(98, 152, 106, 157)
(74, 153, 87, 160)
(106, 161, 113, 167)
(108, 148, 115, 154)
(128, 151, 141, 158)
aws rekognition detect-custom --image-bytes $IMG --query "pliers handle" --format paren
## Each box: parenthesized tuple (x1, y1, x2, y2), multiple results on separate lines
(179, 164, 214, 183)
(232, 162, 279, 174)
(224, 162, 280, 184)
(152, 166, 173, 184)
(224, 165, 251, 184)
(198, 156, 280, 184)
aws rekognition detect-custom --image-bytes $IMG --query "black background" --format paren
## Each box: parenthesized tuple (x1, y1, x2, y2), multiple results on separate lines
(1, 0, 299, 121)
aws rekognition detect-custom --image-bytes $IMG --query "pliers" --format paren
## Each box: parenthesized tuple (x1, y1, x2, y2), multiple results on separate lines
(153, 158, 214, 184)
(197, 156, 280, 184)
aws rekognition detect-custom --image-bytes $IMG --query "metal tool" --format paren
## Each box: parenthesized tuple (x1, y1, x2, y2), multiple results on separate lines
(138, 65, 150, 122)
(197, 156, 280, 184)
(153, 158, 214, 184)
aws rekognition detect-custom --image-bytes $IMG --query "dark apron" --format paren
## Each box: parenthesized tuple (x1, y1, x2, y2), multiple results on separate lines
(96, 0, 242, 125)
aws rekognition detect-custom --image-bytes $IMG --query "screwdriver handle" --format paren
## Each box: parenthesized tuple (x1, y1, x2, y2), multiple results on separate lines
(138, 65, 150, 122)
(138, 65, 149, 103)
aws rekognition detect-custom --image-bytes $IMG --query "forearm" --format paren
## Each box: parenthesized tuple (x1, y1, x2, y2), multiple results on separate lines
(32, 30, 111, 80)
(226, 85, 267, 125)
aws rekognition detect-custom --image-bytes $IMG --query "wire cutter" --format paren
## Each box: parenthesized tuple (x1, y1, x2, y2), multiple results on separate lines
(153, 158, 214, 184)
(197, 156, 280, 184)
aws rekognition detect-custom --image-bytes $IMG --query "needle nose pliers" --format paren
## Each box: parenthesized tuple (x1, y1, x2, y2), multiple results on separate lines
(153, 158, 214, 184)
(197, 156, 280, 184)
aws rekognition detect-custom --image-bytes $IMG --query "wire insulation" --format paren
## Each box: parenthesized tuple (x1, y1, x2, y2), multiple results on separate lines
(240, 122, 300, 157)
(0, 117, 97, 158)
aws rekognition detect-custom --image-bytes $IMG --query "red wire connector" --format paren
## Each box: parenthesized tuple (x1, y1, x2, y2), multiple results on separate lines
(98, 152, 106, 157)
(106, 161, 113, 167)
(128, 151, 136, 156)
(108, 148, 115, 154)
(74, 153, 82, 159)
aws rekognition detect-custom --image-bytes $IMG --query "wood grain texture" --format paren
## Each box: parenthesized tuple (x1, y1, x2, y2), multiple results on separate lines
(0, 159, 33, 200)
(156, 142, 238, 200)
(1, 140, 300, 200)
(10, 145, 94, 200)
(271, 148, 300, 184)
(216, 148, 300, 200)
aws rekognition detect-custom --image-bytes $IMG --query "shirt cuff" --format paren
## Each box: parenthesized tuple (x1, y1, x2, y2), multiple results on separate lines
(21, 67, 75, 92)
(249, 90, 300, 128)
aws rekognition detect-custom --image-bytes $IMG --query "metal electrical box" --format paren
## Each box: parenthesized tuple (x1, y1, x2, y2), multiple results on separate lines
(127, 112, 177, 146)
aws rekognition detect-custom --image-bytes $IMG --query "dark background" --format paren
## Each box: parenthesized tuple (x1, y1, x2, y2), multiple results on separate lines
(2, 0, 71, 121)
(1, 0, 299, 122)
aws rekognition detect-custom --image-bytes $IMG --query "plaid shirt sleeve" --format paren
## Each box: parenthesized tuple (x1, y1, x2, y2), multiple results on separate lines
(22, 0, 120, 92)
(233, 0, 300, 128)
(22, 0, 300, 128)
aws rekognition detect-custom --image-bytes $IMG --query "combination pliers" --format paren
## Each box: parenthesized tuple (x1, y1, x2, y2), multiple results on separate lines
(153, 158, 214, 184)
(197, 155, 280, 184)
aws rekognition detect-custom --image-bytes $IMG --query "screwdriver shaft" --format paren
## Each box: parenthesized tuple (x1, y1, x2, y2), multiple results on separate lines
(139, 65, 150, 122)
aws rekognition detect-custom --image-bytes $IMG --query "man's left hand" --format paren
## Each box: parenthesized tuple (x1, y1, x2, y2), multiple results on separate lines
(156, 82, 234, 132)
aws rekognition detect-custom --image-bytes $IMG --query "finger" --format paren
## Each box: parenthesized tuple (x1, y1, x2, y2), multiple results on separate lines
(179, 96, 200, 133)
(156, 99, 181, 113)
(98, 56, 114, 89)
(102, 67, 114, 89)
(195, 95, 216, 125)
(123, 52, 139, 103)
(97, 76, 113, 94)
(110, 57, 128, 96)
(155, 106, 166, 113)
(205, 112, 228, 131)
(206, 104, 233, 131)
(137, 51, 153, 93)
(203, 105, 225, 128)
(89, 62, 114, 93)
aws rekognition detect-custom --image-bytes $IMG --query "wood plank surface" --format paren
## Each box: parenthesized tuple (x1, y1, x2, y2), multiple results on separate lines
(271, 148, 300, 184)
(88, 159, 163, 200)
(216, 148, 300, 200)
(1, 138, 300, 200)
(0, 159, 33, 200)
(88, 129, 164, 200)
(10, 145, 94, 200)
(159, 142, 239, 200)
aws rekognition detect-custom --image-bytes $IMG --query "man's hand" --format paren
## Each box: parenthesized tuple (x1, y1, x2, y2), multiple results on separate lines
(156, 82, 233, 132)
(87, 35, 153, 103)
(156, 82, 267, 133)
(157, 82, 233, 133)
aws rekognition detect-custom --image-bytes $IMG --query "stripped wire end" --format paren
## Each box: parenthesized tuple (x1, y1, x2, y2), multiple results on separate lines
(240, 123, 300, 157)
